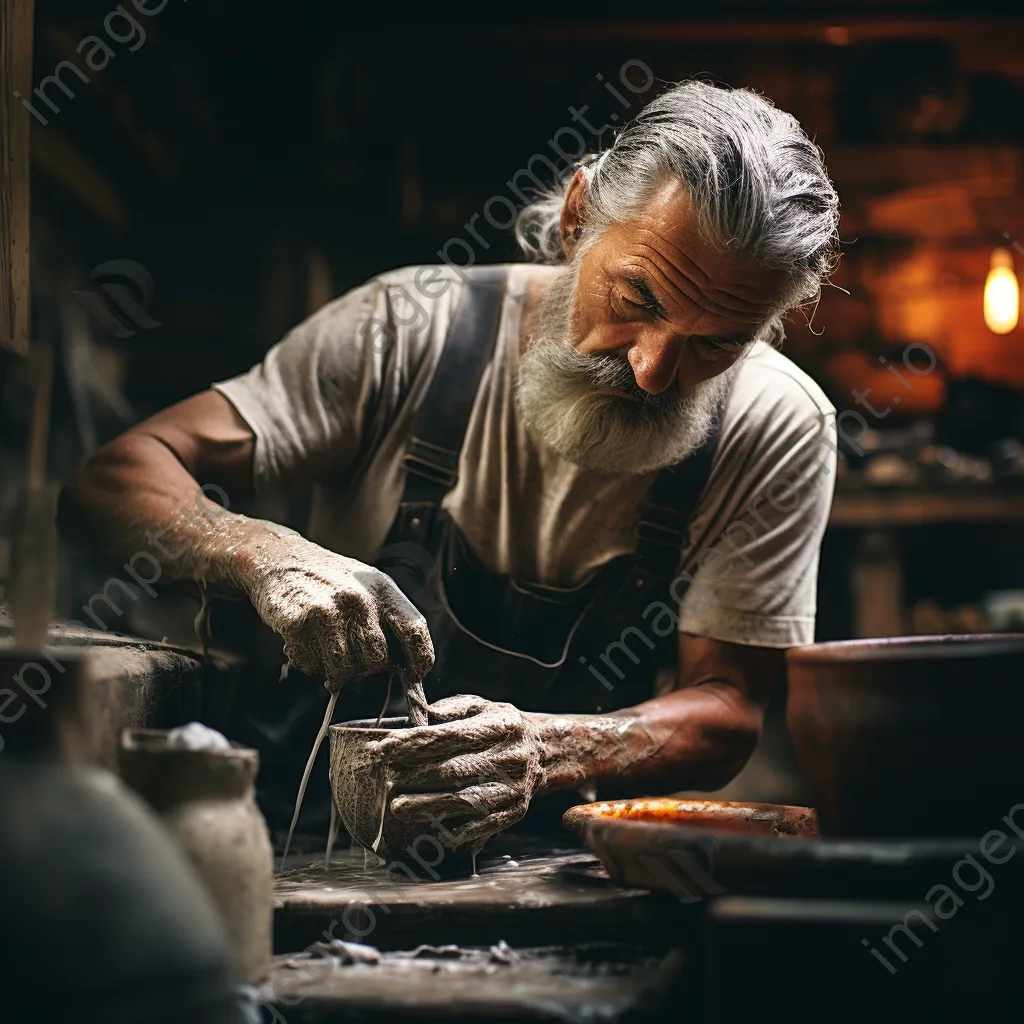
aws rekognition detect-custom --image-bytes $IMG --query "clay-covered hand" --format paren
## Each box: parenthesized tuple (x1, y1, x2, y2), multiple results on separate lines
(235, 531, 432, 721)
(383, 695, 548, 849)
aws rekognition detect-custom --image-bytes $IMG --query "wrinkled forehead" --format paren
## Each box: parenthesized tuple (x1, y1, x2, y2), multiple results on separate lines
(594, 178, 794, 329)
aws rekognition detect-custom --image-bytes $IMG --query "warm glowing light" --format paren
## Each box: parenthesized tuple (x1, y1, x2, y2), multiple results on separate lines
(984, 247, 1019, 335)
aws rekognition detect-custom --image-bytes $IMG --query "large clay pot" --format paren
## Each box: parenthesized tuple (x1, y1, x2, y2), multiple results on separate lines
(120, 728, 274, 982)
(0, 638, 204, 768)
(787, 634, 1024, 838)
(0, 651, 238, 1022)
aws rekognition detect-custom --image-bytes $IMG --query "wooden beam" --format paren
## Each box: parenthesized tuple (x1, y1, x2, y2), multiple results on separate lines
(0, 0, 34, 355)
(505, 17, 1024, 46)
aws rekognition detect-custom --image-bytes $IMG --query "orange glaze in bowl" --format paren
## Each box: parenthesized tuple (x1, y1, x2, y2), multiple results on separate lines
(563, 798, 819, 840)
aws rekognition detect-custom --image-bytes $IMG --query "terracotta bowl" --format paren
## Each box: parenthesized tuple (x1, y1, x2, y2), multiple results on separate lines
(787, 633, 1024, 839)
(568, 799, 818, 895)
(563, 798, 819, 840)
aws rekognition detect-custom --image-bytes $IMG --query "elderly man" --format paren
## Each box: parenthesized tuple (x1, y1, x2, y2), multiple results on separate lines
(60, 80, 839, 847)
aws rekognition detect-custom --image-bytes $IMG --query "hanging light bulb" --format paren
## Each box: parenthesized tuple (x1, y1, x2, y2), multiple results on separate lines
(984, 247, 1019, 334)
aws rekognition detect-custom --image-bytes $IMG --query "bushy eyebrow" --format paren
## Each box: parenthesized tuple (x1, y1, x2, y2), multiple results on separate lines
(624, 273, 755, 348)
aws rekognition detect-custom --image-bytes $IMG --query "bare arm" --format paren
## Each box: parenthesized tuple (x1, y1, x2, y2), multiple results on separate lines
(59, 390, 260, 588)
(382, 634, 782, 848)
(535, 633, 782, 794)
(58, 390, 433, 713)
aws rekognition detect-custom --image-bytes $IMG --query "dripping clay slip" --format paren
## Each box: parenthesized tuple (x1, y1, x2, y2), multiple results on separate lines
(279, 673, 390, 867)
(280, 671, 468, 872)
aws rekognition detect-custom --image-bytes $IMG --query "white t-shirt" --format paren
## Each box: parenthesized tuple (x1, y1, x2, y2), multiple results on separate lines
(214, 263, 838, 649)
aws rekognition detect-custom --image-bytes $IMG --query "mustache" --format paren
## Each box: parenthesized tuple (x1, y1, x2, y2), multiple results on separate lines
(568, 350, 678, 408)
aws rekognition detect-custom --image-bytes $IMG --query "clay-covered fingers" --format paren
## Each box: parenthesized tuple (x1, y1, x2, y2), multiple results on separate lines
(446, 800, 531, 848)
(401, 673, 429, 728)
(389, 782, 517, 823)
(248, 534, 438, 695)
(302, 569, 433, 698)
(362, 569, 433, 724)
(398, 750, 526, 792)
(315, 606, 390, 693)
(426, 694, 493, 724)
(373, 614, 430, 726)
(372, 704, 524, 765)
(354, 567, 435, 680)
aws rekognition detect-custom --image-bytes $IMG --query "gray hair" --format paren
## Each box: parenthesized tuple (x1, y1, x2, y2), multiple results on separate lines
(515, 79, 840, 340)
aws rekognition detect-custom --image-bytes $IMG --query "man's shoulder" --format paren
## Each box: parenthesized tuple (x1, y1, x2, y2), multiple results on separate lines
(728, 342, 836, 429)
(365, 264, 468, 303)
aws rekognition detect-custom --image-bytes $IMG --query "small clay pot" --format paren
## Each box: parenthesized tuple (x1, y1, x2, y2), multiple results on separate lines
(329, 717, 475, 874)
(120, 727, 274, 982)
(787, 633, 1024, 839)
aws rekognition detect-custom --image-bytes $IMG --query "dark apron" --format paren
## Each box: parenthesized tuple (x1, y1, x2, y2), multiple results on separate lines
(237, 265, 723, 834)
(375, 265, 723, 717)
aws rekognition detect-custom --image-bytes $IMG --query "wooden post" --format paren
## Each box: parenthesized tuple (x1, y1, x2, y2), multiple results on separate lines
(1, 0, 34, 355)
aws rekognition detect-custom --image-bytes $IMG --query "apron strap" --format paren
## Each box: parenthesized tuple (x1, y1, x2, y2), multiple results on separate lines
(399, 266, 508, 508)
(599, 388, 731, 632)
(634, 401, 726, 574)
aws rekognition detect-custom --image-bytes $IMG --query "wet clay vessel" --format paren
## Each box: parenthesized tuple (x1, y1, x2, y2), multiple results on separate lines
(787, 633, 1024, 839)
(120, 727, 274, 982)
(329, 717, 476, 874)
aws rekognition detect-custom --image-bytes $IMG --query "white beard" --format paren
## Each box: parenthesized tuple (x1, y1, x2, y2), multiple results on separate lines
(515, 264, 739, 474)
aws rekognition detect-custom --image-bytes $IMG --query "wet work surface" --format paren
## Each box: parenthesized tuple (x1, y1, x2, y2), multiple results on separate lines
(273, 838, 683, 952)
(255, 942, 685, 1023)
(268, 839, 687, 1021)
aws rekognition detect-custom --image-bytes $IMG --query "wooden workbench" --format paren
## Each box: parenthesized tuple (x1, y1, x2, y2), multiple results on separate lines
(273, 841, 682, 953)
(830, 488, 1024, 527)
(828, 487, 1024, 637)
(265, 842, 687, 1021)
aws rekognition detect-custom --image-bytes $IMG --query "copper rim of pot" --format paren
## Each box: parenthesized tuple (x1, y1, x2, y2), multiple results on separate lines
(787, 632, 1024, 665)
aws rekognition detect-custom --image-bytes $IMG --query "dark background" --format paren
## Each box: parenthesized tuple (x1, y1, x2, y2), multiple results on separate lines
(3, 1, 1024, 660)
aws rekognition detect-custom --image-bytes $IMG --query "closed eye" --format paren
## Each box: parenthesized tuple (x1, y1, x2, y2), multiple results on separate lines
(621, 277, 669, 320)
(614, 275, 754, 354)
(693, 335, 749, 357)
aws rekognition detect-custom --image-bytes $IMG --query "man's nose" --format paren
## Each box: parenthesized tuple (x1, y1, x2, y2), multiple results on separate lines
(626, 330, 684, 395)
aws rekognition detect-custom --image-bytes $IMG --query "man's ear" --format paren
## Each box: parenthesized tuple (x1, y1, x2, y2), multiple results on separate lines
(559, 169, 589, 259)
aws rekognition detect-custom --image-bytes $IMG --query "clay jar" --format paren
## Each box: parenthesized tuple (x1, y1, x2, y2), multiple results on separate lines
(0, 650, 237, 1022)
(329, 717, 475, 875)
(120, 727, 274, 982)
(787, 633, 1024, 839)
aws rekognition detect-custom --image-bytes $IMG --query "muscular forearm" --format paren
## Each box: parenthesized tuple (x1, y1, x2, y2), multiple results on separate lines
(532, 683, 761, 795)
(58, 429, 290, 600)
(58, 416, 436, 703)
